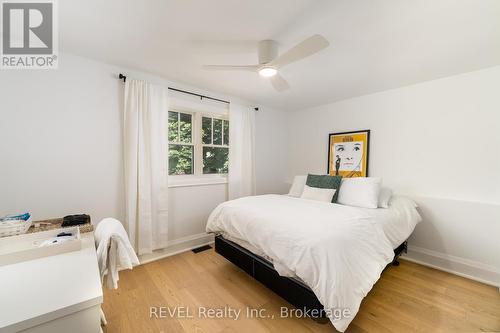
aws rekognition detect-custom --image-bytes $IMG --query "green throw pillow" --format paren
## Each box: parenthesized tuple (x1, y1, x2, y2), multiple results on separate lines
(306, 174, 343, 203)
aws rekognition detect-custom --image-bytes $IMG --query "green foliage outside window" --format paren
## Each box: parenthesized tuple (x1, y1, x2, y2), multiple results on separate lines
(202, 117, 211, 144)
(203, 147, 229, 174)
(213, 118, 223, 145)
(168, 111, 178, 142)
(168, 111, 193, 175)
(169, 144, 193, 175)
(168, 112, 229, 176)
(223, 120, 229, 145)
(179, 113, 192, 143)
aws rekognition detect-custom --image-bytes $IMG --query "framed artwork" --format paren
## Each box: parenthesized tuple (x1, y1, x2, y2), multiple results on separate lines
(328, 130, 370, 178)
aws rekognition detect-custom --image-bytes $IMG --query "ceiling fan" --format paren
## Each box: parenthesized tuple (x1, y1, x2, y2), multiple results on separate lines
(202, 35, 329, 92)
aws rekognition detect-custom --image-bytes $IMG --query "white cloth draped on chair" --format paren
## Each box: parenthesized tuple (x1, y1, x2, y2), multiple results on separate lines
(95, 218, 140, 289)
(228, 103, 256, 200)
(123, 79, 169, 254)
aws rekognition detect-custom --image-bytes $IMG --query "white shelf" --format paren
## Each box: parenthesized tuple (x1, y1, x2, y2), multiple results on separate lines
(0, 227, 82, 267)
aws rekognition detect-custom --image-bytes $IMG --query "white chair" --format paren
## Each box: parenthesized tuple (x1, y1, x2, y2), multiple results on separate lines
(94, 218, 140, 332)
(100, 309, 107, 332)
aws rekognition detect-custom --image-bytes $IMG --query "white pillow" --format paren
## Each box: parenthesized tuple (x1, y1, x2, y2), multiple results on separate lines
(337, 177, 382, 208)
(378, 187, 393, 208)
(300, 185, 336, 202)
(288, 175, 307, 197)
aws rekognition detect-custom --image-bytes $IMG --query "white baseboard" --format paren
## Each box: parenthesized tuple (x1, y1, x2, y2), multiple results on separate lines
(137, 235, 500, 292)
(402, 245, 500, 289)
(139, 233, 214, 265)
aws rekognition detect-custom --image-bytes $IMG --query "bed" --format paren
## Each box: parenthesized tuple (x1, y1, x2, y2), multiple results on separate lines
(206, 194, 421, 332)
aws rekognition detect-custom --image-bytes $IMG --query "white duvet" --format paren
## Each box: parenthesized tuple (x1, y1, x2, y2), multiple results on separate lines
(206, 194, 420, 332)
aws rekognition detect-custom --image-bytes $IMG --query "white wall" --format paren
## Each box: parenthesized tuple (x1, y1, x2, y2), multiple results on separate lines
(288, 66, 500, 286)
(0, 53, 288, 253)
(0, 55, 124, 223)
(255, 107, 290, 195)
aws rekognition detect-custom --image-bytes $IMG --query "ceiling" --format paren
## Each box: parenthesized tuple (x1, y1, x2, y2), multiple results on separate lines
(60, 0, 500, 110)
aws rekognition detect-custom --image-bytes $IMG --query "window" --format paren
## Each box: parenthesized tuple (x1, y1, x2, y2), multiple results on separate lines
(168, 110, 229, 177)
(202, 116, 229, 174)
(168, 111, 194, 175)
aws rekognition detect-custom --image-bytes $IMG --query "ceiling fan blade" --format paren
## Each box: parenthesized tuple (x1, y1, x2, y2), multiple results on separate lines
(202, 65, 258, 72)
(270, 74, 290, 92)
(270, 34, 329, 69)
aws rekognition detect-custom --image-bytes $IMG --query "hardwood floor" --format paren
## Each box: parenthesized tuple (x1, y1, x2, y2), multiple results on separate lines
(102, 248, 500, 333)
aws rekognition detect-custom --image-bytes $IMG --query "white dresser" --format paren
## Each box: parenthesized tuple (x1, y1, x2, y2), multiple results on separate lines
(0, 234, 103, 333)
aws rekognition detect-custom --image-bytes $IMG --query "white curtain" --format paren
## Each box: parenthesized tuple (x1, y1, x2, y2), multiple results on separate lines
(123, 79, 169, 255)
(228, 103, 256, 199)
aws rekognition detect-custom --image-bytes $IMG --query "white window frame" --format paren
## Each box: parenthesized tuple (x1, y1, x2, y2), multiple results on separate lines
(200, 114, 229, 175)
(168, 107, 229, 187)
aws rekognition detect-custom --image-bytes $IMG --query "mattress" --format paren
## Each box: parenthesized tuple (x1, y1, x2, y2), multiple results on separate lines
(220, 195, 419, 256)
(206, 194, 421, 332)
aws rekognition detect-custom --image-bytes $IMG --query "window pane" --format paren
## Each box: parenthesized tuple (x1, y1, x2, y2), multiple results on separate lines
(213, 118, 223, 145)
(168, 111, 178, 142)
(169, 144, 193, 175)
(179, 113, 192, 143)
(203, 147, 229, 174)
(202, 117, 212, 144)
(223, 120, 229, 146)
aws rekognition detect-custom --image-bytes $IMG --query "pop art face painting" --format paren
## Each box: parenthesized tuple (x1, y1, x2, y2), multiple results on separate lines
(334, 141, 364, 173)
(328, 130, 370, 178)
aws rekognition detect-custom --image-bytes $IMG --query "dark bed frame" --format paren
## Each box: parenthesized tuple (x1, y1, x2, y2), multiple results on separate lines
(215, 235, 407, 317)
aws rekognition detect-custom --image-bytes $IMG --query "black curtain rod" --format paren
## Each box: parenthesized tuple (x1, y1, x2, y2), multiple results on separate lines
(169, 87, 229, 105)
(118, 73, 231, 105)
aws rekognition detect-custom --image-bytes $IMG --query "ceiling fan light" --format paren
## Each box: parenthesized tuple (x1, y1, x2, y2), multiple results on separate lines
(258, 67, 277, 77)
